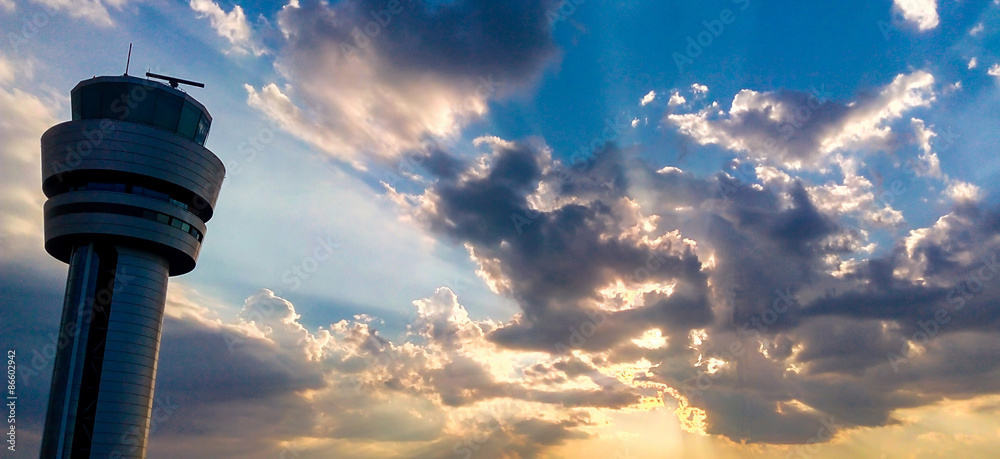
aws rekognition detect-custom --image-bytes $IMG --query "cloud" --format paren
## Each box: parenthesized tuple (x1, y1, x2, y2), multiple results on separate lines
(381, 132, 1000, 446)
(944, 180, 982, 203)
(0, 53, 61, 263)
(641, 90, 656, 106)
(136, 285, 633, 457)
(667, 91, 685, 107)
(910, 118, 942, 179)
(893, 0, 939, 31)
(189, 0, 265, 55)
(989, 64, 1000, 83)
(11, 126, 1000, 452)
(666, 71, 936, 167)
(31, 0, 130, 27)
(9, 1, 1000, 454)
(245, 0, 558, 164)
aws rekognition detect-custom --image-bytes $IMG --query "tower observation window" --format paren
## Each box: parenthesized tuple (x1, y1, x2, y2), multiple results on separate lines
(71, 80, 212, 145)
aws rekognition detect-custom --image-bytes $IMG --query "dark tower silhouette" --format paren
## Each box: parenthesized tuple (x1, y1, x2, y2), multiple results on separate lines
(38, 73, 224, 458)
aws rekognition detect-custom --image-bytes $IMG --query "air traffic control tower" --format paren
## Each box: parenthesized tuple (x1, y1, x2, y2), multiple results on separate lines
(38, 72, 224, 458)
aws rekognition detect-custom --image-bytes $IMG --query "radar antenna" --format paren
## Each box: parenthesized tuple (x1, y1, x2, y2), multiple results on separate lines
(145, 71, 205, 89)
(124, 43, 132, 75)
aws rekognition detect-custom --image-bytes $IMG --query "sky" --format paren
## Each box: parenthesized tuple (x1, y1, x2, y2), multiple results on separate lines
(2, 0, 1000, 457)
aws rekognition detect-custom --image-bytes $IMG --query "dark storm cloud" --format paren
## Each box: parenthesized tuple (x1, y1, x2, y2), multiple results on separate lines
(800, 203, 1000, 335)
(331, 0, 558, 81)
(156, 318, 327, 403)
(407, 415, 592, 459)
(791, 317, 909, 376)
(699, 388, 838, 445)
(256, 0, 561, 161)
(417, 146, 465, 181)
(413, 141, 715, 353)
(0, 260, 68, 455)
(795, 378, 921, 428)
(420, 349, 641, 408)
(511, 417, 590, 445)
(390, 131, 1000, 445)
(800, 285, 949, 322)
(428, 354, 508, 406)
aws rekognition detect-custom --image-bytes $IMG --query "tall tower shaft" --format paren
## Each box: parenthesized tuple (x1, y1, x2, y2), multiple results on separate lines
(38, 75, 224, 458)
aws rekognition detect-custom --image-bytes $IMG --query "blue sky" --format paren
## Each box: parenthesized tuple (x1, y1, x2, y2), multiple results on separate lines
(2, 0, 1000, 457)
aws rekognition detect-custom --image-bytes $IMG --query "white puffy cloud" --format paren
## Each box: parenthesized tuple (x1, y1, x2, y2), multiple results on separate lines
(944, 180, 982, 203)
(189, 0, 265, 55)
(820, 71, 935, 153)
(806, 158, 904, 232)
(667, 70, 936, 167)
(893, 0, 939, 31)
(667, 91, 685, 107)
(910, 118, 943, 179)
(641, 90, 657, 106)
(989, 64, 1000, 83)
